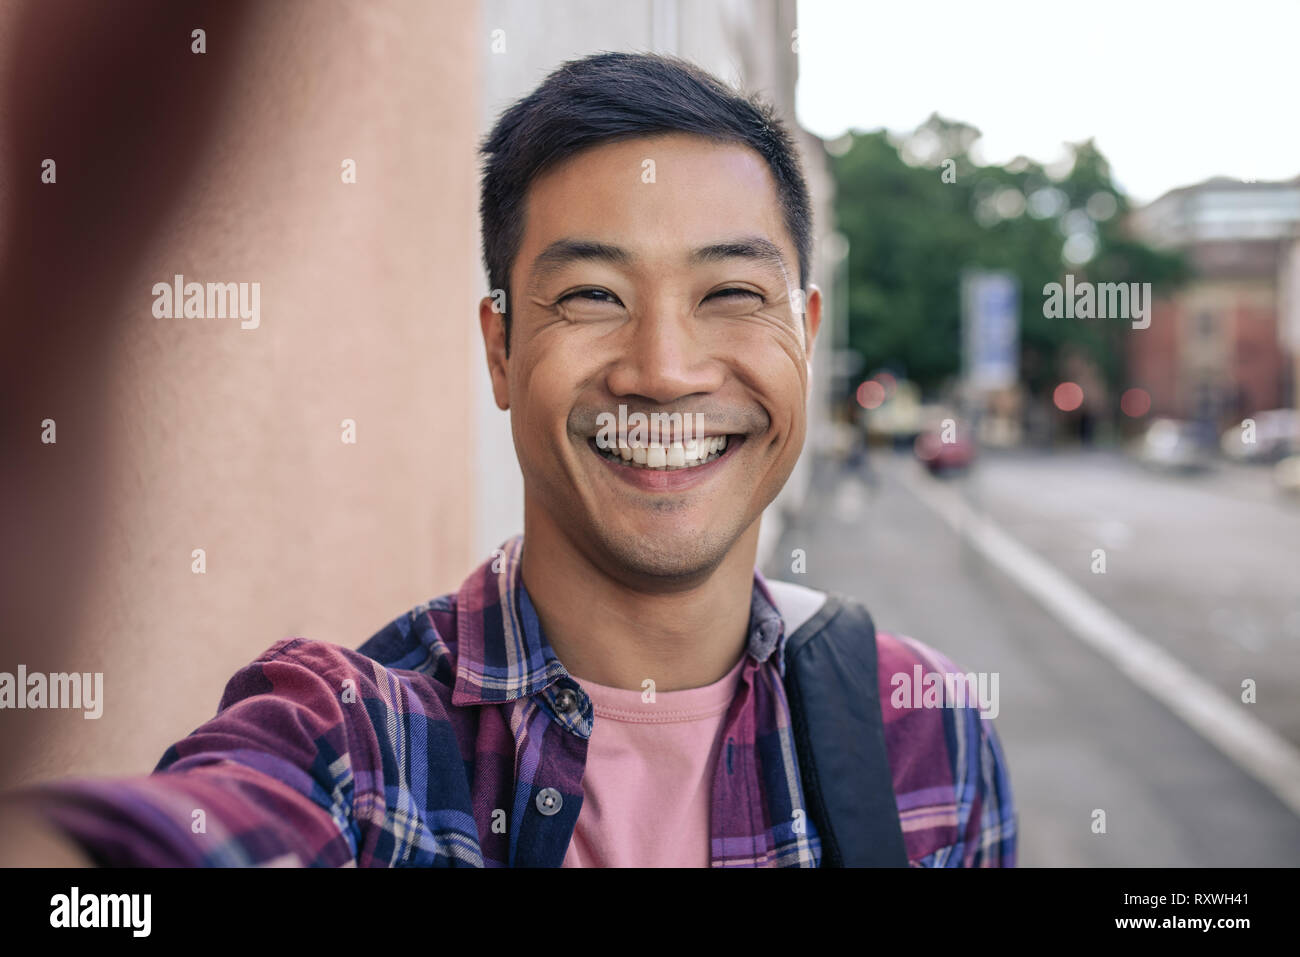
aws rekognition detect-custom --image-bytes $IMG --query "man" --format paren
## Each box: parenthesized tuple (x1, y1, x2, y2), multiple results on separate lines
(0, 51, 1015, 867)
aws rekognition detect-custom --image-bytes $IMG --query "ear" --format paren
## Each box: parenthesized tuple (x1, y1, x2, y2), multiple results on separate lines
(478, 296, 510, 411)
(803, 283, 824, 364)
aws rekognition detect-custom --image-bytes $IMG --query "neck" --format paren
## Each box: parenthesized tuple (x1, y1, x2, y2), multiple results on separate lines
(519, 506, 759, 692)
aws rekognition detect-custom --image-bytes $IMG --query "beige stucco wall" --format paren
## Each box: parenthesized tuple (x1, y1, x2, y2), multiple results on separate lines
(0, 0, 480, 787)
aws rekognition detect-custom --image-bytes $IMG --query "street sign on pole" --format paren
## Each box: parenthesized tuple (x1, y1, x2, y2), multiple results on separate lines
(962, 270, 1020, 391)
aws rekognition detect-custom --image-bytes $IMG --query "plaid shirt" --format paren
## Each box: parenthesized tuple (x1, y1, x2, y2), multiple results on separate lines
(21, 536, 1016, 867)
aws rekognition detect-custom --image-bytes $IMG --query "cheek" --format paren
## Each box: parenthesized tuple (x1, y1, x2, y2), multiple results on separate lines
(732, 336, 808, 409)
(510, 349, 584, 440)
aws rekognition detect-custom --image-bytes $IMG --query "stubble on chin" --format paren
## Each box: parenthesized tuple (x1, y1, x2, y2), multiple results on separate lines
(587, 521, 735, 586)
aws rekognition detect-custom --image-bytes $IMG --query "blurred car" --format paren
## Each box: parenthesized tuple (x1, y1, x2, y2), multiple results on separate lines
(1134, 418, 1213, 472)
(1220, 409, 1300, 463)
(863, 379, 923, 446)
(914, 414, 976, 475)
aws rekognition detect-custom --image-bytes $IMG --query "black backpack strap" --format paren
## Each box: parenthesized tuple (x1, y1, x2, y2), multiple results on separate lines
(775, 585, 909, 867)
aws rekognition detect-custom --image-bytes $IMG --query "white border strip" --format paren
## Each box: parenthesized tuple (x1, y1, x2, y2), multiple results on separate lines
(900, 464, 1300, 817)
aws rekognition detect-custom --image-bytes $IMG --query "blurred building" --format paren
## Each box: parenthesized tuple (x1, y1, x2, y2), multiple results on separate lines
(1130, 177, 1300, 425)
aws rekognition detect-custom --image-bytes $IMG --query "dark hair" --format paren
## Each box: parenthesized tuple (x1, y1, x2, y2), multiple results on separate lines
(478, 50, 813, 353)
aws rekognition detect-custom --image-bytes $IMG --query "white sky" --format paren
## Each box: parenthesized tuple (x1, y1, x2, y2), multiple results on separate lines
(795, 0, 1300, 203)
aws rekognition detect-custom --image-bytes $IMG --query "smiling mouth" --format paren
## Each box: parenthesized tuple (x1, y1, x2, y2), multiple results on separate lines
(587, 435, 740, 470)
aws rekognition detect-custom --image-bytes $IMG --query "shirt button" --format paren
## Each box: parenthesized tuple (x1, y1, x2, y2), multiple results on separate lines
(535, 787, 563, 816)
(554, 689, 578, 714)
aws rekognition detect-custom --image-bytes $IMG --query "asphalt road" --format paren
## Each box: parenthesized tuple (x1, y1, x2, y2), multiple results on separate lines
(764, 450, 1300, 866)
(960, 448, 1300, 746)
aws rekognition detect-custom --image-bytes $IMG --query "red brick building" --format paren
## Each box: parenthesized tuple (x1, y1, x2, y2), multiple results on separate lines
(1130, 178, 1300, 426)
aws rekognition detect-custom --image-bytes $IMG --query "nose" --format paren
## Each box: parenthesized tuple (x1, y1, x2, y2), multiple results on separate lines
(605, 298, 718, 404)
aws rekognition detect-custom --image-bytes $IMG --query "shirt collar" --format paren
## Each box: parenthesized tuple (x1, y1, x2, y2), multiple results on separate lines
(451, 535, 788, 707)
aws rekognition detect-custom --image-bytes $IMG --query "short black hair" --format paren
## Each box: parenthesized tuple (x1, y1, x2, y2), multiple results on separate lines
(478, 50, 813, 353)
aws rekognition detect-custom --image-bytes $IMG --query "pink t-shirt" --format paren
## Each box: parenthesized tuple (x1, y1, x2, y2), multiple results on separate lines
(561, 653, 748, 867)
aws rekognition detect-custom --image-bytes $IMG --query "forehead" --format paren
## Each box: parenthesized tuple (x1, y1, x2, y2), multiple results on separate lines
(518, 133, 792, 277)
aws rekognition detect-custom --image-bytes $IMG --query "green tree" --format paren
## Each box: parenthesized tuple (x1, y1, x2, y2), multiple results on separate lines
(830, 115, 1189, 402)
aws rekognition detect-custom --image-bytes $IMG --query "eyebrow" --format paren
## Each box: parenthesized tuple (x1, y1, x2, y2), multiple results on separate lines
(526, 235, 790, 291)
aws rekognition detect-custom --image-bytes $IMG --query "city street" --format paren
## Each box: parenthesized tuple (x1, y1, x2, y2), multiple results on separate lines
(964, 448, 1300, 746)
(764, 449, 1300, 866)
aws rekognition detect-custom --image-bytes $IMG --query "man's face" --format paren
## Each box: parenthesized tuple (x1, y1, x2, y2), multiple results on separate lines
(480, 132, 822, 584)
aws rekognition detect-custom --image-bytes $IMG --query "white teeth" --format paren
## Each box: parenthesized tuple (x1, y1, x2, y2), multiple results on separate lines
(596, 435, 735, 470)
(595, 431, 738, 468)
